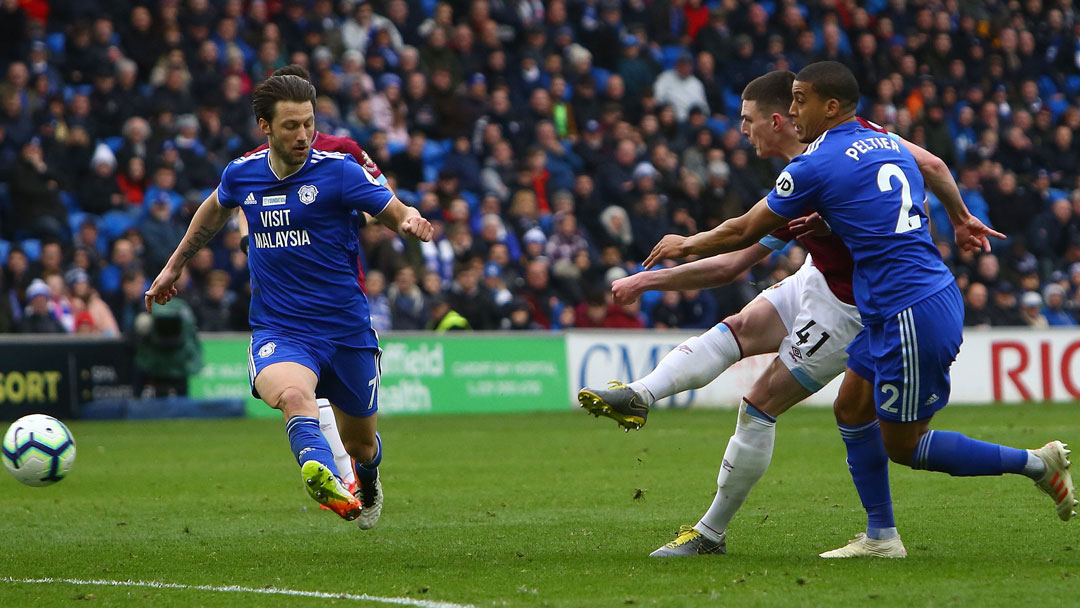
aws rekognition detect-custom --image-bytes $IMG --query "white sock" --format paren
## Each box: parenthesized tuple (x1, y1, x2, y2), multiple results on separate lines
(695, 400, 776, 541)
(1023, 450, 1047, 480)
(630, 324, 742, 405)
(318, 401, 355, 485)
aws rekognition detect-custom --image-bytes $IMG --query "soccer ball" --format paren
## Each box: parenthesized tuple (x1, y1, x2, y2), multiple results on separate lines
(2, 414, 76, 487)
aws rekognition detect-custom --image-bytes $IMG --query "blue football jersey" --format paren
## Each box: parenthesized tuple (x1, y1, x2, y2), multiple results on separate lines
(218, 148, 393, 347)
(766, 121, 955, 323)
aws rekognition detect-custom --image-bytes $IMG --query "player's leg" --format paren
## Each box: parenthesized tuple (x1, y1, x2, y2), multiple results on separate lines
(819, 365, 907, 558)
(651, 356, 812, 557)
(579, 275, 793, 429)
(318, 399, 356, 490)
(874, 286, 1076, 521)
(321, 346, 384, 529)
(250, 336, 361, 520)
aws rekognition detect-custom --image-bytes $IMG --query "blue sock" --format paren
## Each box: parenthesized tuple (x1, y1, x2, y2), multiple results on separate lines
(354, 431, 382, 484)
(911, 430, 1028, 476)
(286, 416, 340, 478)
(839, 420, 895, 540)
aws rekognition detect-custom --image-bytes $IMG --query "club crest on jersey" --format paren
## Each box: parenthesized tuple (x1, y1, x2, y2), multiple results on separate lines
(262, 195, 286, 206)
(243, 192, 257, 205)
(258, 342, 276, 358)
(298, 184, 319, 205)
(775, 171, 795, 197)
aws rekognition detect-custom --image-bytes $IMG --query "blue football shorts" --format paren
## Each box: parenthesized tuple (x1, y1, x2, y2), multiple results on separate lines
(248, 331, 382, 418)
(846, 284, 964, 422)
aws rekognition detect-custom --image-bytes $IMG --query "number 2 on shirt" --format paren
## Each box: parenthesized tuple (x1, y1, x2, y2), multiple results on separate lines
(877, 163, 922, 234)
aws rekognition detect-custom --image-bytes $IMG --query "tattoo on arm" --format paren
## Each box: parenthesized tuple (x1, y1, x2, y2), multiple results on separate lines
(181, 225, 218, 260)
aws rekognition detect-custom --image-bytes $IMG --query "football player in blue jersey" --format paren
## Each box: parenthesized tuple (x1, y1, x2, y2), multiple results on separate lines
(145, 74, 433, 523)
(644, 61, 1075, 553)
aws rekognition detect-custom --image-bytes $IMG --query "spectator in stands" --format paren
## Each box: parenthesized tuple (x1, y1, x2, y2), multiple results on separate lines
(988, 282, 1023, 327)
(388, 265, 427, 330)
(66, 268, 119, 337)
(80, 143, 125, 215)
(654, 52, 708, 122)
(12, 137, 66, 240)
(1042, 284, 1077, 326)
(17, 279, 64, 334)
(1020, 291, 1049, 327)
(964, 282, 993, 328)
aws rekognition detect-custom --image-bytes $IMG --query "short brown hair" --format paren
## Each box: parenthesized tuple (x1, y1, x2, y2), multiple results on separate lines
(742, 70, 795, 115)
(251, 74, 316, 123)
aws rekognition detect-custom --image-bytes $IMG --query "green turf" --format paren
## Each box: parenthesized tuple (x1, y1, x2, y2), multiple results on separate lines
(1, 404, 1078, 607)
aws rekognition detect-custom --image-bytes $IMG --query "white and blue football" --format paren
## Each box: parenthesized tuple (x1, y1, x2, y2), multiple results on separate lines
(2, 414, 76, 487)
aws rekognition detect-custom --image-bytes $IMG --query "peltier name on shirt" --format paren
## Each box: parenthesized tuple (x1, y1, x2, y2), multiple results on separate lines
(844, 136, 900, 161)
(252, 209, 312, 249)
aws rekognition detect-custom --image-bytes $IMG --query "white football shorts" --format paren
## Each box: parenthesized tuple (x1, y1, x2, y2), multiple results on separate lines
(758, 258, 862, 391)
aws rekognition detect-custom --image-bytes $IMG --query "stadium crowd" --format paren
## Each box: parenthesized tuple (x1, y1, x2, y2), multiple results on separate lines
(2, 0, 1080, 335)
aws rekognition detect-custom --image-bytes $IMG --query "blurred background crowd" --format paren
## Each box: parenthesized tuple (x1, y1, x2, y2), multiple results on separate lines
(2, 0, 1080, 336)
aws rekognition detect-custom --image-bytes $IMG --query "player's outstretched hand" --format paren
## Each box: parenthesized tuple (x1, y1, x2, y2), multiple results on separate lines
(788, 212, 831, 238)
(144, 267, 181, 313)
(643, 234, 689, 269)
(611, 274, 645, 305)
(953, 215, 1005, 254)
(400, 216, 434, 242)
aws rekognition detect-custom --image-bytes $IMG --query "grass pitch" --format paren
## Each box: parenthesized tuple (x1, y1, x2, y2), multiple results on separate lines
(1, 404, 1078, 607)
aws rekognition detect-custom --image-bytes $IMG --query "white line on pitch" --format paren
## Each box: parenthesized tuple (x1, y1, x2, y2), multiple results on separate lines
(0, 576, 478, 608)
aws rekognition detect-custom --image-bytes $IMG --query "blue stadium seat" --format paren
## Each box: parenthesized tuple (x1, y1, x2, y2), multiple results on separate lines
(591, 67, 611, 93)
(759, 1, 776, 17)
(660, 46, 683, 71)
(0, 239, 10, 266)
(68, 211, 89, 236)
(104, 136, 125, 153)
(20, 239, 42, 262)
(46, 32, 65, 55)
(1066, 75, 1080, 97)
(1038, 75, 1059, 98)
(386, 140, 406, 156)
(100, 210, 138, 241)
(1048, 96, 1068, 121)
(723, 87, 742, 117)
(59, 190, 80, 213)
(706, 117, 729, 136)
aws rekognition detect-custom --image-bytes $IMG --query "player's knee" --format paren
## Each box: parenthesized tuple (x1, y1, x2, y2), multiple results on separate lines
(342, 437, 377, 464)
(277, 386, 313, 415)
(882, 436, 917, 466)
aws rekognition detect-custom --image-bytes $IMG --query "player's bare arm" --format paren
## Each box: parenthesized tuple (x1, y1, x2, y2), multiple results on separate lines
(894, 136, 1004, 253)
(375, 197, 434, 242)
(144, 193, 233, 311)
(644, 199, 787, 269)
(614, 245, 771, 305)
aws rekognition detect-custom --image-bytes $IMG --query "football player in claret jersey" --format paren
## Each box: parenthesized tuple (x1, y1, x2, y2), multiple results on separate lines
(145, 74, 433, 523)
(582, 70, 968, 558)
(644, 61, 1075, 545)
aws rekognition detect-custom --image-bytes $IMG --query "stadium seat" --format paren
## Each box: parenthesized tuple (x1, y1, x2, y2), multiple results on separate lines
(723, 87, 743, 117)
(1066, 75, 1080, 97)
(1048, 96, 1068, 121)
(46, 32, 65, 55)
(0, 239, 10, 265)
(706, 117, 729, 136)
(104, 136, 125, 153)
(591, 67, 611, 93)
(1038, 75, 1059, 98)
(760, 1, 776, 17)
(20, 238, 42, 262)
(99, 210, 138, 241)
(660, 46, 684, 70)
(68, 211, 89, 236)
(59, 190, 80, 213)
